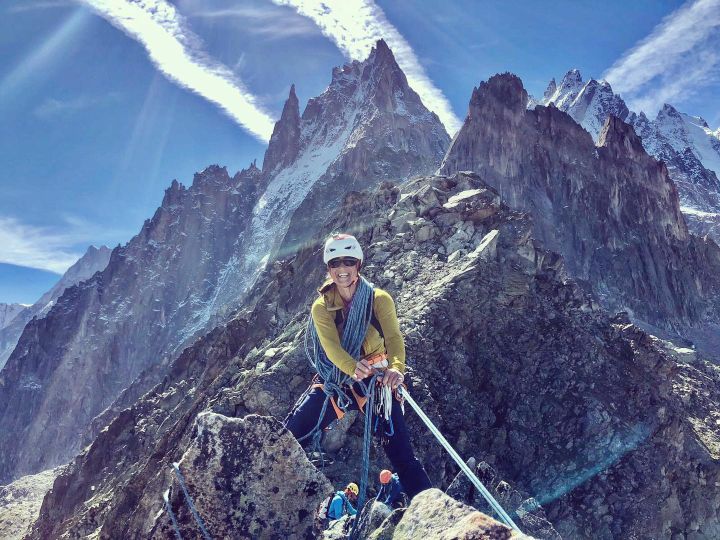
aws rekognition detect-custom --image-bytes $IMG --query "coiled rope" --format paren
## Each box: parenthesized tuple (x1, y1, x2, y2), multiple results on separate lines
(297, 276, 375, 444)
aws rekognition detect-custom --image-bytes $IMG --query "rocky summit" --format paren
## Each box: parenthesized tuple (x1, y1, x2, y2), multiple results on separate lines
(25, 172, 720, 539)
(218, 38, 450, 307)
(442, 73, 720, 352)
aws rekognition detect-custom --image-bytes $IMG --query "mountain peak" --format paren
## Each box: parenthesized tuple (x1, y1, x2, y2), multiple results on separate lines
(598, 115, 645, 158)
(659, 103, 681, 118)
(236, 160, 261, 179)
(543, 78, 557, 100)
(192, 165, 230, 190)
(162, 179, 186, 207)
(261, 84, 301, 174)
(560, 68, 583, 88)
(369, 38, 394, 64)
(471, 73, 528, 113)
(540, 68, 630, 139)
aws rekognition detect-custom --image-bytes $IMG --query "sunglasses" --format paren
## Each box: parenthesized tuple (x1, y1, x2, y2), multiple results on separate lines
(328, 257, 359, 269)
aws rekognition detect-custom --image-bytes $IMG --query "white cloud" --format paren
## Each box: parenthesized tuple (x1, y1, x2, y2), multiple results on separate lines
(187, 5, 320, 39)
(271, 0, 462, 135)
(6, 0, 74, 12)
(78, 0, 275, 141)
(33, 92, 122, 118)
(0, 216, 88, 274)
(603, 0, 720, 115)
(0, 213, 132, 274)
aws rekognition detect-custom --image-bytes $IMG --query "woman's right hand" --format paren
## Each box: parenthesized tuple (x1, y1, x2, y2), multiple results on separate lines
(353, 359, 373, 380)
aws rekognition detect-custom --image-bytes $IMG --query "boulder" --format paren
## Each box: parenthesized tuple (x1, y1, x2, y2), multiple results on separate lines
(391, 488, 532, 539)
(153, 413, 332, 539)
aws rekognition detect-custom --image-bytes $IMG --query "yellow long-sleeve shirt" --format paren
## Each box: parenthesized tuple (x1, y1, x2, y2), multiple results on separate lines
(311, 280, 406, 377)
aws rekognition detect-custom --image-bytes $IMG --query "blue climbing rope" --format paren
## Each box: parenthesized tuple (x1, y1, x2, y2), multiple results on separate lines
(297, 276, 376, 448)
(398, 387, 522, 532)
(348, 373, 380, 540)
(171, 462, 212, 540)
(162, 488, 183, 540)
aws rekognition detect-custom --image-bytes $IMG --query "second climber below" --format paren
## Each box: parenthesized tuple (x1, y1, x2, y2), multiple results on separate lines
(284, 233, 432, 501)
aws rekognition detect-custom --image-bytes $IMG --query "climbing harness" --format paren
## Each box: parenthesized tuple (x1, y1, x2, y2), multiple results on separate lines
(397, 387, 522, 533)
(161, 462, 213, 540)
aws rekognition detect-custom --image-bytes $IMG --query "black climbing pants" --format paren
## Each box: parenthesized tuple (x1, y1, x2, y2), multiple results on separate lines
(284, 381, 433, 500)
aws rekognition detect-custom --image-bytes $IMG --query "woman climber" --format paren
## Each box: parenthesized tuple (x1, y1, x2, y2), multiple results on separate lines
(284, 233, 432, 501)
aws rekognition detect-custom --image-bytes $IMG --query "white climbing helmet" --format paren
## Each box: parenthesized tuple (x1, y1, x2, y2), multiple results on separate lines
(323, 233, 364, 264)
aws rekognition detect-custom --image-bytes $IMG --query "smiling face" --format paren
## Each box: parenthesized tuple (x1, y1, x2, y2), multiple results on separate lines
(327, 257, 360, 289)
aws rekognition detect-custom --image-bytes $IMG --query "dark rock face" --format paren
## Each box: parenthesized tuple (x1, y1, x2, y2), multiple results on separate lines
(0, 245, 111, 370)
(262, 84, 301, 176)
(446, 458, 560, 539)
(27, 173, 720, 539)
(540, 71, 720, 244)
(441, 74, 720, 346)
(151, 413, 331, 539)
(0, 164, 263, 484)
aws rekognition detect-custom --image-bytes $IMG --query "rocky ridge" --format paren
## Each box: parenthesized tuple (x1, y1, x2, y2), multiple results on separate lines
(27, 172, 720, 539)
(0, 245, 111, 370)
(0, 163, 264, 484)
(442, 73, 720, 351)
(0, 40, 449, 487)
(537, 69, 720, 243)
(0, 304, 25, 331)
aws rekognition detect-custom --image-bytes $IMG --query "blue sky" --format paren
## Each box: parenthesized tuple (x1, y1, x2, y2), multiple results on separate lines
(1, 0, 718, 304)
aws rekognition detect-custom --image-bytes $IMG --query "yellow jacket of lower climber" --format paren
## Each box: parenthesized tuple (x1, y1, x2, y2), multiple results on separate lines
(311, 279, 406, 377)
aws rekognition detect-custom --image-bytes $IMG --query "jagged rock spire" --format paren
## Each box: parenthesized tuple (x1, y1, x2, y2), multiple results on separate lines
(543, 78, 557, 101)
(261, 84, 301, 175)
(598, 115, 645, 159)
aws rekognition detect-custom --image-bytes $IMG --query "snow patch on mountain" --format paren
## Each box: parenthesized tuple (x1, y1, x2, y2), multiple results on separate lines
(539, 69, 629, 140)
(539, 69, 720, 243)
(676, 112, 720, 178)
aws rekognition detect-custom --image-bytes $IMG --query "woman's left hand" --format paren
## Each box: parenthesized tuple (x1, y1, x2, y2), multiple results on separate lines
(381, 368, 404, 389)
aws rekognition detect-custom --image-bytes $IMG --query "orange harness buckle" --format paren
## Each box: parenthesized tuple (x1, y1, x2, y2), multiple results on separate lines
(363, 352, 388, 368)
